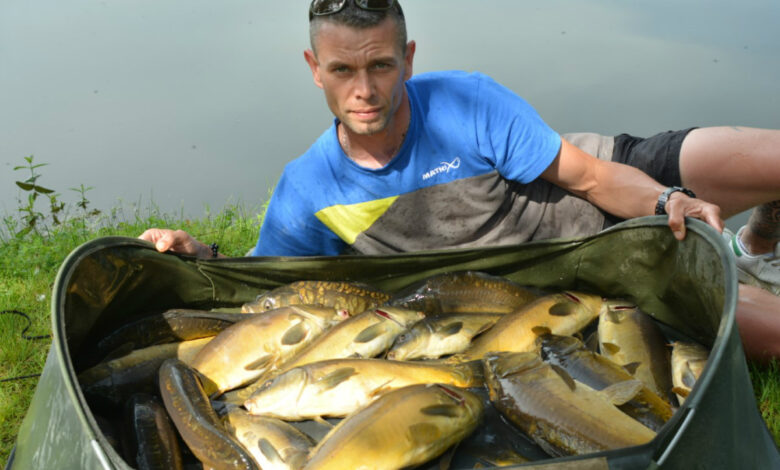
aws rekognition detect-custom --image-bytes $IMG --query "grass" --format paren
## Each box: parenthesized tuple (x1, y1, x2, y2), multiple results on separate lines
(1, 190, 778, 465)
(0, 199, 264, 464)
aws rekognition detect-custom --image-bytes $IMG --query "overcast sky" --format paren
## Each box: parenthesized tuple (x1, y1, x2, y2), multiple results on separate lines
(2, 0, 778, 222)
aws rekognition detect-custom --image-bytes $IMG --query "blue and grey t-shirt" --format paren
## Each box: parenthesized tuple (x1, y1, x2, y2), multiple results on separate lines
(252, 71, 606, 256)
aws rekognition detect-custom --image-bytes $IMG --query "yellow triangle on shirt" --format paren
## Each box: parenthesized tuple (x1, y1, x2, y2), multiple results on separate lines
(315, 196, 398, 244)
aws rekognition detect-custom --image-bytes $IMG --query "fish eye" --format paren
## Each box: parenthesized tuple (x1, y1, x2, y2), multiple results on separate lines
(263, 299, 275, 310)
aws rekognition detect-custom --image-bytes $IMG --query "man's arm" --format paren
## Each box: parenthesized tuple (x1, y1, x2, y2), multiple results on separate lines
(540, 137, 723, 240)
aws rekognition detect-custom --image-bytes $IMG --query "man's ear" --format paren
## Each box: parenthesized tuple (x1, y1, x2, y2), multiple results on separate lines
(304, 49, 324, 89)
(403, 40, 416, 81)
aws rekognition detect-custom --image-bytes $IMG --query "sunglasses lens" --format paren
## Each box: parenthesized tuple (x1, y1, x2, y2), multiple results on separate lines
(310, 0, 347, 16)
(354, 0, 395, 10)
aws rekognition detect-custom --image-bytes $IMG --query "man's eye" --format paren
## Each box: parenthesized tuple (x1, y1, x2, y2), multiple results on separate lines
(372, 62, 390, 70)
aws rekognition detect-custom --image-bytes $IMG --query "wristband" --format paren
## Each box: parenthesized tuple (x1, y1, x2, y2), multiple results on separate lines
(655, 186, 696, 215)
(209, 243, 219, 258)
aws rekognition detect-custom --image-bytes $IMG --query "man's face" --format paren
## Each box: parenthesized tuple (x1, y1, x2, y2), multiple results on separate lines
(304, 17, 415, 136)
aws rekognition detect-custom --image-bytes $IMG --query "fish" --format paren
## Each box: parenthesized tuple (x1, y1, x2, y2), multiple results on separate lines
(191, 306, 347, 396)
(243, 358, 483, 420)
(158, 359, 258, 470)
(483, 351, 656, 457)
(537, 333, 673, 431)
(670, 340, 710, 405)
(88, 310, 254, 365)
(302, 383, 484, 470)
(386, 313, 502, 360)
(78, 337, 213, 408)
(222, 407, 315, 470)
(125, 393, 183, 470)
(241, 280, 390, 316)
(225, 307, 426, 405)
(387, 270, 539, 315)
(598, 305, 674, 402)
(460, 291, 605, 360)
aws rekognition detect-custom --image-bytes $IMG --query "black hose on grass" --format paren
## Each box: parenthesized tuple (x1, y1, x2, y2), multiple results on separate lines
(0, 309, 50, 383)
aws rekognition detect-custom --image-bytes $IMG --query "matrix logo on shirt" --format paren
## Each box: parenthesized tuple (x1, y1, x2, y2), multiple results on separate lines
(422, 157, 461, 181)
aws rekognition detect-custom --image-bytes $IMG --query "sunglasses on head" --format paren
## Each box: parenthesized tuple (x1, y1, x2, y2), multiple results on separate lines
(309, 0, 399, 20)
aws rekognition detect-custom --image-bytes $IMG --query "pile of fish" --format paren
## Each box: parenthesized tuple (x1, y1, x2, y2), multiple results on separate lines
(77, 271, 712, 469)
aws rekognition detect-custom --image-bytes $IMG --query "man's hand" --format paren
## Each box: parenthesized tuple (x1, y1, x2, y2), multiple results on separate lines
(664, 192, 723, 241)
(138, 229, 213, 258)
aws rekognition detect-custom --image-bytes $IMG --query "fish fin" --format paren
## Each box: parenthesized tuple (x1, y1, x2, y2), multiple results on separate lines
(550, 365, 576, 392)
(258, 438, 284, 465)
(353, 323, 387, 343)
(281, 322, 310, 345)
(682, 366, 698, 388)
(604, 309, 623, 323)
(314, 367, 357, 391)
(532, 326, 552, 336)
(601, 342, 621, 355)
(245, 354, 274, 371)
(473, 320, 496, 337)
(437, 321, 463, 337)
(548, 302, 577, 316)
(409, 422, 441, 444)
(671, 386, 690, 398)
(420, 404, 459, 418)
(600, 380, 643, 406)
(622, 361, 641, 376)
(584, 332, 600, 352)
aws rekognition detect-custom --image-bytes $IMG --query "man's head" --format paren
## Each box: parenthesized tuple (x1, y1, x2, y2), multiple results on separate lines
(304, 0, 415, 138)
(308, 0, 407, 55)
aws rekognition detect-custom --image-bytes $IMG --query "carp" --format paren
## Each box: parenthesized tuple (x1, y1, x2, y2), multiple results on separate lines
(598, 305, 673, 402)
(78, 336, 212, 407)
(243, 358, 483, 420)
(387, 313, 501, 360)
(222, 407, 315, 470)
(125, 394, 183, 470)
(191, 306, 347, 396)
(89, 310, 253, 364)
(460, 291, 605, 360)
(538, 334, 673, 431)
(158, 359, 258, 470)
(484, 351, 656, 457)
(226, 307, 425, 405)
(242, 280, 390, 315)
(303, 383, 484, 470)
(388, 271, 539, 315)
(670, 340, 710, 405)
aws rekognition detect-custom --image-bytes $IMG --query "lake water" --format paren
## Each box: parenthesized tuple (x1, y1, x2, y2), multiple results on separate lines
(2, 0, 779, 231)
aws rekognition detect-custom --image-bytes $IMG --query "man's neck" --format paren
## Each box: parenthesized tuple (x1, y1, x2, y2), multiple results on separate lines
(339, 98, 410, 169)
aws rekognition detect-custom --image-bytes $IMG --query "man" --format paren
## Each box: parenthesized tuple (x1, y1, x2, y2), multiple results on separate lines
(140, 0, 779, 360)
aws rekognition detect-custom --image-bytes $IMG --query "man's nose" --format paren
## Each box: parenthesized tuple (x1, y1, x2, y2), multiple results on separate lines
(353, 70, 375, 100)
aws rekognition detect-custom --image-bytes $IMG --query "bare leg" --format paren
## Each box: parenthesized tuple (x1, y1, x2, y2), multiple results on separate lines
(736, 284, 780, 363)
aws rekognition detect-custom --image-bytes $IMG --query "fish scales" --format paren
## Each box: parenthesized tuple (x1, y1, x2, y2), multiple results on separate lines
(461, 292, 604, 360)
(671, 340, 710, 405)
(191, 306, 344, 395)
(538, 334, 673, 431)
(243, 358, 484, 420)
(484, 352, 656, 457)
(388, 271, 539, 315)
(226, 307, 425, 404)
(387, 313, 502, 360)
(158, 359, 258, 470)
(598, 306, 673, 402)
(303, 384, 484, 470)
(242, 281, 390, 315)
(223, 408, 315, 470)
